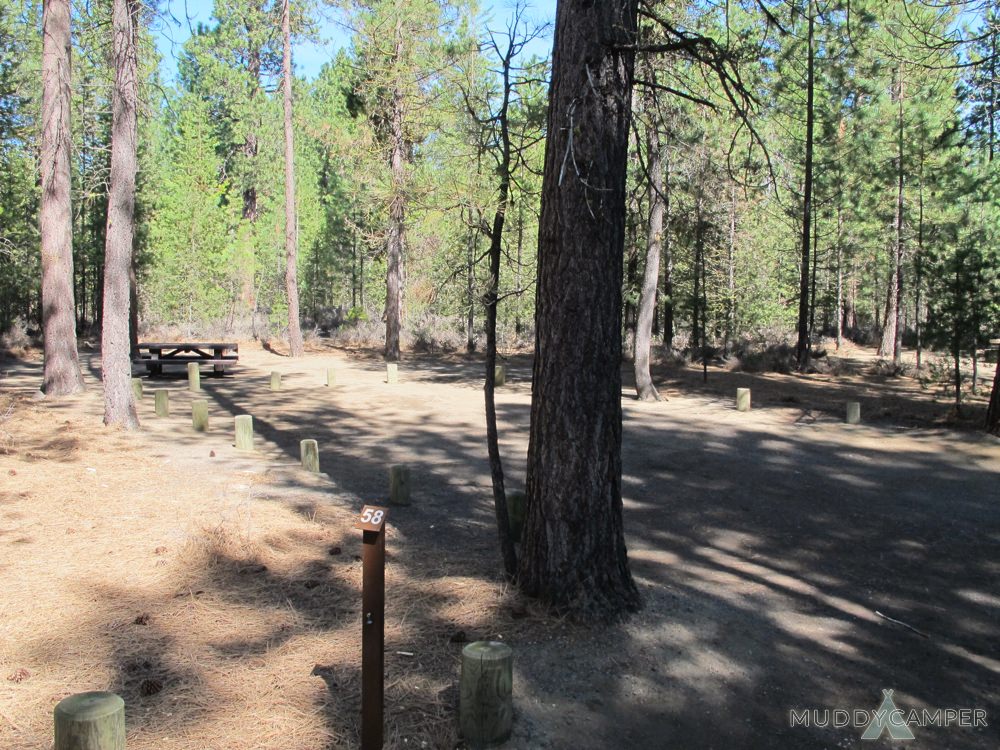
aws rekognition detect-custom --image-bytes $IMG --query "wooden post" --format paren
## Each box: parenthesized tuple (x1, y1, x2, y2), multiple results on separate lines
(154, 389, 169, 417)
(192, 400, 209, 432)
(131, 378, 142, 401)
(507, 491, 525, 543)
(54, 691, 125, 750)
(187, 362, 200, 392)
(355, 505, 388, 750)
(326, 368, 336, 387)
(235, 415, 254, 451)
(386, 363, 398, 384)
(736, 388, 751, 412)
(846, 401, 861, 425)
(460, 641, 513, 748)
(301, 439, 320, 472)
(494, 365, 506, 387)
(389, 465, 410, 506)
(270, 371, 281, 391)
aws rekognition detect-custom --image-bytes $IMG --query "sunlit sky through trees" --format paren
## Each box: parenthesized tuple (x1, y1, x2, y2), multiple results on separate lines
(153, 0, 557, 82)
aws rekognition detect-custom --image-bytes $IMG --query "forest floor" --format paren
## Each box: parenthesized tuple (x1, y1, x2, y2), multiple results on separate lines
(0, 340, 998, 749)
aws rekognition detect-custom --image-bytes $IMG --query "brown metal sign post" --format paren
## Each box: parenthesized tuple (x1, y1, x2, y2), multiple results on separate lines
(356, 505, 388, 750)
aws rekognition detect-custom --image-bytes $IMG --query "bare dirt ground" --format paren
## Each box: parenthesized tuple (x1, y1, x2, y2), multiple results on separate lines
(1, 341, 998, 749)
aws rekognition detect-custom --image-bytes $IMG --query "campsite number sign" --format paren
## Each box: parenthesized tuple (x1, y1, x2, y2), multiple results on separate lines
(355, 504, 387, 531)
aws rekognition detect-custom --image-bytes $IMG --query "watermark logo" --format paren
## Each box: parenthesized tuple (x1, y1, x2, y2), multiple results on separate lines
(860, 690, 915, 740)
(789, 689, 988, 741)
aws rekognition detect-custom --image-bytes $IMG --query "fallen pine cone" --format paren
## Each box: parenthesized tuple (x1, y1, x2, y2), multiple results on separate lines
(7, 668, 30, 683)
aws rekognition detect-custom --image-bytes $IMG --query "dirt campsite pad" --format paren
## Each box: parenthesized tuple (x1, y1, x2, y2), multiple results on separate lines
(1, 343, 998, 749)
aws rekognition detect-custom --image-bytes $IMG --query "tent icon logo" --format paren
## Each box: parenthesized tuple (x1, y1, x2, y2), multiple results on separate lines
(862, 690, 916, 740)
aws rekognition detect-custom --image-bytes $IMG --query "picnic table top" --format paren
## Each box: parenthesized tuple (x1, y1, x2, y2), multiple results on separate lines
(138, 342, 238, 350)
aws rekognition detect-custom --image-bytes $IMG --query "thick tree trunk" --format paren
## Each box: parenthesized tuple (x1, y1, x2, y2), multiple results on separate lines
(282, 0, 304, 357)
(794, 4, 815, 371)
(987, 354, 1000, 435)
(518, 0, 642, 620)
(384, 27, 405, 362)
(101, 0, 140, 429)
(880, 66, 905, 364)
(40, 0, 84, 396)
(634, 112, 663, 402)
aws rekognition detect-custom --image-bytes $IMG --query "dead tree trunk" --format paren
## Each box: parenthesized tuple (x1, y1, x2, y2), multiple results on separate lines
(40, 0, 85, 396)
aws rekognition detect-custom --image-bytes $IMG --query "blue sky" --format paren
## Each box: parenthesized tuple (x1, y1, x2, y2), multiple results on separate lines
(153, 0, 557, 83)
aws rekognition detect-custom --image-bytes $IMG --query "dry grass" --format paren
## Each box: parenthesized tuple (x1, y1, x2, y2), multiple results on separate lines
(0, 388, 534, 749)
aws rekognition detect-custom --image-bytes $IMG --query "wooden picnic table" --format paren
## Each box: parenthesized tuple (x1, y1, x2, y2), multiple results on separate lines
(134, 342, 239, 376)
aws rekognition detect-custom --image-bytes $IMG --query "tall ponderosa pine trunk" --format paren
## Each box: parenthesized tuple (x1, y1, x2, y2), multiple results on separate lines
(41, 0, 85, 396)
(519, 0, 642, 620)
(282, 0, 304, 357)
(101, 0, 140, 429)
(880, 65, 905, 364)
(384, 26, 405, 362)
(794, 3, 815, 371)
(634, 103, 664, 402)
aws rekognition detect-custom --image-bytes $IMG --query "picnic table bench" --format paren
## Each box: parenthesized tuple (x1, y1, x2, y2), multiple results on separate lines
(134, 342, 238, 376)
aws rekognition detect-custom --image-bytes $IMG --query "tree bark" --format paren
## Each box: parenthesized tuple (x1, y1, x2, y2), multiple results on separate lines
(101, 0, 140, 429)
(40, 0, 84, 396)
(634, 105, 663, 402)
(384, 23, 406, 362)
(880, 64, 905, 364)
(518, 0, 642, 620)
(794, 2, 815, 371)
(282, 0, 304, 357)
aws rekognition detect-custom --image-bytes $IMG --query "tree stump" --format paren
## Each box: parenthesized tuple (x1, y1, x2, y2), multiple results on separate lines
(192, 400, 209, 432)
(301, 439, 319, 472)
(846, 401, 861, 425)
(187, 362, 200, 392)
(507, 491, 525, 543)
(154, 389, 169, 417)
(494, 365, 506, 387)
(736, 388, 751, 412)
(386, 363, 398, 384)
(131, 378, 142, 401)
(326, 368, 336, 387)
(460, 641, 513, 748)
(235, 415, 254, 451)
(270, 371, 281, 391)
(54, 691, 125, 750)
(389, 465, 410, 505)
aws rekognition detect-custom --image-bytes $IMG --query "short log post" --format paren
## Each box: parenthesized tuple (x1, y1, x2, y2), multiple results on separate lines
(460, 641, 513, 748)
(270, 371, 281, 391)
(235, 415, 254, 451)
(386, 363, 398, 384)
(326, 368, 336, 387)
(131, 378, 142, 401)
(507, 491, 525, 543)
(736, 388, 751, 412)
(187, 362, 201, 392)
(301, 439, 320, 472)
(494, 365, 506, 387)
(389, 465, 410, 505)
(54, 691, 125, 750)
(846, 401, 861, 425)
(154, 389, 169, 417)
(192, 400, 209, 432)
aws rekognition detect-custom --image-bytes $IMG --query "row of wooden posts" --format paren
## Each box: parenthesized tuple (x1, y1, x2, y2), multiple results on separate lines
(130, 364, 424, 505)
(53, 637, 516, 749)
(734, 387, 863, 424)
